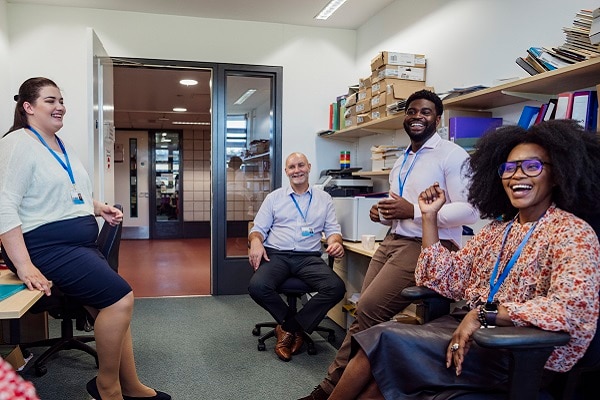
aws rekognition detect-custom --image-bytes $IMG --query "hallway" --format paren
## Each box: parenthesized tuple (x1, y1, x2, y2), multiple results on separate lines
(119, 239, 211, 297)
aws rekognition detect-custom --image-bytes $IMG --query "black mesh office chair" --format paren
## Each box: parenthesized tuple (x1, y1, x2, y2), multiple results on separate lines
(401, 285, 600, 400)
(252, 256, 337, 355)
(21, 205, 123, 377)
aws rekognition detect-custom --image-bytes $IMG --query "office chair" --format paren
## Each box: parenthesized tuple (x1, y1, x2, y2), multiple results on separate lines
(21, 205, 123, 377)
(252, 256, 337, 356)
(401, 285, 600, 400)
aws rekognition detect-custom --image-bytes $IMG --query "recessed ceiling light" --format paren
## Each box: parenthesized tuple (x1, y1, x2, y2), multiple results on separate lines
(180, 79, 198, 86)
(173, 107, 187, 112)
(315, 0, 348, 20)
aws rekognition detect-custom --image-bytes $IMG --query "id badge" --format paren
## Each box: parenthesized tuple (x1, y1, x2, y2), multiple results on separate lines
(71, 190, 85, 205)
(301, 226, 314, 237)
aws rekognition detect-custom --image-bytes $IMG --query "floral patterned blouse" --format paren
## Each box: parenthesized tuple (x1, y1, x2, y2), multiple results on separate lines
(416, 204, 600, 372)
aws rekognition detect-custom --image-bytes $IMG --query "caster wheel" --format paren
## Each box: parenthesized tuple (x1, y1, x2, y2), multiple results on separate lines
(252, 327, 261, 336)
(258, 343, 266, 351)
(327, 333, 336, 343)
(35, 365, 47, 377)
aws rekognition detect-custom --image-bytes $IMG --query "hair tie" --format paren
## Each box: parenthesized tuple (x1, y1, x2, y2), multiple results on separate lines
(13, 94, 19, 102)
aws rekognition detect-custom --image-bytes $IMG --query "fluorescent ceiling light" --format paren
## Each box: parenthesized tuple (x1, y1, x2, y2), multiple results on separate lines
(315, 0, 348, 20)
(233, 89, 256, 105)
(172, 121, 211, 126)
(180, 79, 198, 86)
(173, 107, 187, 112)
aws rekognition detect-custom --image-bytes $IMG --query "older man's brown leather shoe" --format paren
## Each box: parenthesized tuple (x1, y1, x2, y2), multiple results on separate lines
(274, 325, 294, 361)
(291, 331, 304, 354)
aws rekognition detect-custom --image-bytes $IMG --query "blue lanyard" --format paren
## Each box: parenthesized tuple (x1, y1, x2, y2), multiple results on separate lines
(398, 147, 422, 196)
(290, 191, 312, 222)
(28, 126, 76, 185)
(487, 218, 539, 303)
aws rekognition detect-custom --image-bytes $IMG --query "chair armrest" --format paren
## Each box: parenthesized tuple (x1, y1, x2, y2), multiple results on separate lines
(401, 286, 453, 323)
(473, 327, 570, 400)
(473, 326, 570, 349)
(401, 286, 445, 300)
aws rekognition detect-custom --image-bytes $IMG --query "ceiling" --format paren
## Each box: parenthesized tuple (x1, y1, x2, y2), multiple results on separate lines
(8, 0, 396, 130)
(7, 0, 395, 30)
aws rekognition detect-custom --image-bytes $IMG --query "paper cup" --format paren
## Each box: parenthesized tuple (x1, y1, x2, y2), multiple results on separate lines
(361, 234, 376, 250)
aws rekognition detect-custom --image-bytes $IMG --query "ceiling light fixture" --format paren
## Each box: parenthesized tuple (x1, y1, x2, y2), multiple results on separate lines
(172, 121, 211, 126)
(233, 89, 257, 105)
(314, 0, 348, 20)
(173, 107, 187, 112)
(180, 79, 198, 86)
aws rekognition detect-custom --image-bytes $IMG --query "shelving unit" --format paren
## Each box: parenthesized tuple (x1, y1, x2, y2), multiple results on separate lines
(444, 57, 600, 111)
(319, 113, 406, 141)
(319, 57, 600, 174)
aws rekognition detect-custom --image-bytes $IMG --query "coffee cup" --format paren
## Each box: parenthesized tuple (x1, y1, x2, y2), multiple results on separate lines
(361, 234, 376, 251)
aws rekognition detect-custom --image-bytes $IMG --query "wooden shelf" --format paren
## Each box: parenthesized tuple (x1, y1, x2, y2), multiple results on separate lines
(319, 112, 406, 141)
(444, 57, 600, 110)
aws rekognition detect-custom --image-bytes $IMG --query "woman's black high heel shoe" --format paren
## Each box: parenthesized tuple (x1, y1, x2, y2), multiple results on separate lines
(86, 377, 101, 399)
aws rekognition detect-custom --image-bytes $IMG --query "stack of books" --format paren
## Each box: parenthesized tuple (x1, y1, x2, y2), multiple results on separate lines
(515, 9, 600, 76)
(370, 145, 402, 171)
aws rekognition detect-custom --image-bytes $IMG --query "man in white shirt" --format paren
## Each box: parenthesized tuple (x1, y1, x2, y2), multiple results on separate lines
(300, 90, 479, 400)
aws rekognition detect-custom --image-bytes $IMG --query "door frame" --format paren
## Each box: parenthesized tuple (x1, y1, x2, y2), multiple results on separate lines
(212, 63, 283, 295)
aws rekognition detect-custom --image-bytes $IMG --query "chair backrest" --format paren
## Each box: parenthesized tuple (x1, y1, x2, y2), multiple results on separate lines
(95, 204, 123, 272)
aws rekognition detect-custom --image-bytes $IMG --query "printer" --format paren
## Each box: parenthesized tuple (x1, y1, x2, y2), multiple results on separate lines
(314, 168, 373, 197)
(313, 168, 387, 242)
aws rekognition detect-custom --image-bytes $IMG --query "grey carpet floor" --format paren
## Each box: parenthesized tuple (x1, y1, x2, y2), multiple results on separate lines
(22, 295, 342, 400)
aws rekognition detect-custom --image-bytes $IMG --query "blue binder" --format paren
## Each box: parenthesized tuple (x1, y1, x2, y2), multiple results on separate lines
(0, 284, 26, 302)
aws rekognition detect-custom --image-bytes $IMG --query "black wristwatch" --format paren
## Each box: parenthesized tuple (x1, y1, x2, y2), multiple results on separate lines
(481, 302, 498, 328)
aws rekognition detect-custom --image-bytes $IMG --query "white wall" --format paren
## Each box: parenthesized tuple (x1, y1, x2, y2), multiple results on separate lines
(357, 0, 599, 92)
(4, 0, 599, 184)
(4, 4, 358, 183)
(0, 0, 10, 131)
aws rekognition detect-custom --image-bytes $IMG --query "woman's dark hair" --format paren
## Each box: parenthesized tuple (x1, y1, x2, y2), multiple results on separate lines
(405, 89, 444, 116)
(5, 77, 59, 137)
(467, 119, 600, 222)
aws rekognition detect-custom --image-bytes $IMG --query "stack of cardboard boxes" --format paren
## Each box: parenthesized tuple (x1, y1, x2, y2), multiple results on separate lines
(343, 51, 431, 129)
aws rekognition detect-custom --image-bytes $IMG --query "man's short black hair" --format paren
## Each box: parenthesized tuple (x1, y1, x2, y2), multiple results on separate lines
(405, 89, 443, 116)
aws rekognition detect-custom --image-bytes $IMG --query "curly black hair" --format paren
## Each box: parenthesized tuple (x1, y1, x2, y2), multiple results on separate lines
(405, 89, 443, 116)
(467, 119, 600, 223)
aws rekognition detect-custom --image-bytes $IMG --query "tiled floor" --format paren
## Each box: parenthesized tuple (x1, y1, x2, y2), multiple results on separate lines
(119, 238, 211, 297)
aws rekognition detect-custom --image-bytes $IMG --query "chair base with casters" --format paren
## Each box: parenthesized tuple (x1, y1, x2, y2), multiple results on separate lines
(22, 302, 98, 377)
(252, 276, 336, 356)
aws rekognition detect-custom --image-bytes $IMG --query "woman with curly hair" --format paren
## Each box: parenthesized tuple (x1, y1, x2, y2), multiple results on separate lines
(327, 119, 600, 399)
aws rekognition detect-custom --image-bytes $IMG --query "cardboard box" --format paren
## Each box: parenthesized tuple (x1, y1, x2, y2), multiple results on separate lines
(0, 345, 25, 371)
(371, 51, 426, 71)
(371, 78, 425, 96)
(372, 65, 426, 82)
(356, 114, 369, 125)
(358, 76, 371, 90)
(371, 82, 432, 108)
(357, 88, 371, 102)
(345, 92, 357, 107)
(356, 98, 371, 114)
(370, 106, 387, 120)
(344, 115, 356, 128)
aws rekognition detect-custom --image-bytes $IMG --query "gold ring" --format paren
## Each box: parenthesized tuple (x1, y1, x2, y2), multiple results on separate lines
(451, 343, 459, 352)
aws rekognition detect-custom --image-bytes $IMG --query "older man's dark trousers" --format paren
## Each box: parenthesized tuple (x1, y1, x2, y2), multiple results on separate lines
(248, 249, 346, 334)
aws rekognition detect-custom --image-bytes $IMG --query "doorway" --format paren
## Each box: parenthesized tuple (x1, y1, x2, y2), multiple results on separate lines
(108, 59, 282, 295)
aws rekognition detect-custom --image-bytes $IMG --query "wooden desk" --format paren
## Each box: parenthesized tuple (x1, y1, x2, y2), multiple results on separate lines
(0, 270, 43, 320)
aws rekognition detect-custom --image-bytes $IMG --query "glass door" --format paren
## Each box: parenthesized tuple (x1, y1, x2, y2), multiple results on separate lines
(212, 65, 282, 294)
(152, 130, 183, 238)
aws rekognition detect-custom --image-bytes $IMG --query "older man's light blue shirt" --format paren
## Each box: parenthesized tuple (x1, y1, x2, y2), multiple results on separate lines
(251, 186, 341, 252)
